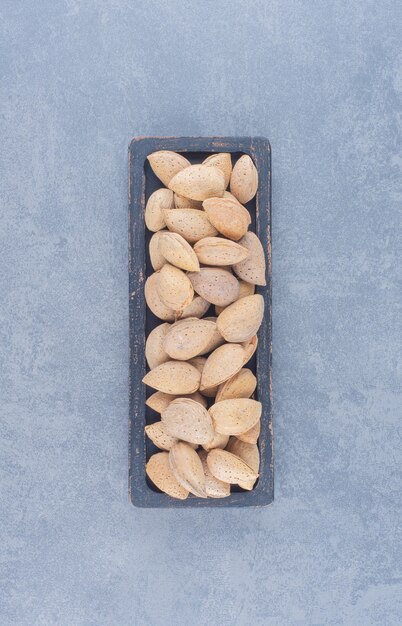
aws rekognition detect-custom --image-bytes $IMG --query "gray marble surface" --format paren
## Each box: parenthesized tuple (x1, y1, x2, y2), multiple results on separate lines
(1, 1, 401, 624)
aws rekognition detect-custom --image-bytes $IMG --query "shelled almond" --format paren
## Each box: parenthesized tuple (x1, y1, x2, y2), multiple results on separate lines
(143, 149, 267, 499)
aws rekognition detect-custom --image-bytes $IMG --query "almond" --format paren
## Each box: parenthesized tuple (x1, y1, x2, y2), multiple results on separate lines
(145, 421, 178, 451)
(237, 420, 260, 444)
(201, 431, 229, 451)
(209, 398, 262, 435)
(198, 450, 230, 498)
(164, 318, 216, 360)
(144, 188, 174, 232)
(188, 357, 220, 399)
(203, 153, 232, 188)
(169, 442, 207, 498)
(145, 322, 171, 369)
(143, 361, 200, 394)
(232, 231, 266, 286)
(158, 232, 200, 272)
(157, 263, 194, 311)
(207, 449, 258, 484)
(149, 231, 167, 271)
(226, 437, 259, 490)
(202, 197, 251, 241)
(223, 190, 242, 203)
(164, 209, 218, 244)
(144, 272, 176, 321)
(194, 237, 249, 266)
(147, 151, 190, 187)
(215, 280, 255, 314)
(174, 193, 203, 209)
(242, 335, 258, 364)
(196, 316, 225, 355)
(162, 398, 214, 445)
(230, 154, 258, 204)
(146, 390, 207, 413)
(200, 343, 245, 391)
(146, 452, 189, 499)
(168, 164, 225, 201)
(216, 294, 264, 342)
(188, 267, 239, 307)
(216, 368, 257, 402)
(179, 295, 210, 320)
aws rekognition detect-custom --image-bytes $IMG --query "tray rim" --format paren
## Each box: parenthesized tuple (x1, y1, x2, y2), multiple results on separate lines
(128, 136, 273, 508)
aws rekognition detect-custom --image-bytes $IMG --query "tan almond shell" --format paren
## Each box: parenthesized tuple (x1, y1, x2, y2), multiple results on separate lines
(230, 154, 258, 204)
(201, 431, 229, 451)
(174, 193, 203, 209)
(163, 209, 218, 244)
(145, 390, 207, 413)
(143, 361, 201, 394)
(157, 263, 194, 311)
(168, 164, 225, 201)
(198, 450, 231, 498)
(216, 294, 264, 343)
(188, 357, 220, 399)
(194, 237, 249, 266)
(163, 318, 217, 360)
(144, 272, 176, 321)
(216, 368, 257, 402)
(146, 452, 189, 499)
(207, 449, 258, 484)
(196, 316, 225, 355)
(145, 322, 171, 370)
(145, 421, 179, 451)
(202, 197, 251, 241)
(226, 437, 260, 490)
(149, 231, 167, 271)
(242, 335, 258, 364)
(158, 231, 200, 272)
(215, 280, 256, 315)
(169, 442, 207, 498)
(162, 398, 214, 445)
(209, 398, 262, 435)
(232, 231, 267, 286)
(188, 267, 240, 307)
(144, 188, 174, 232)
(237, 420, 261, 444)
(200, 343, 245, 391)
(178, 295, 210, 320)
(147, 151, 191, 187)
(203, 153, 232, 188)
(223, 190, 242, 203)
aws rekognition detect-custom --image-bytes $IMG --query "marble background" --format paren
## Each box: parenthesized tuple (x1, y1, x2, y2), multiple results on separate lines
(1, 1, 401, 624)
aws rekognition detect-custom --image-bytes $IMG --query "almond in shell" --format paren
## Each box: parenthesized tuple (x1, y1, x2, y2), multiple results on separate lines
(242, 335, 258, 364)
(209, 398, 262, 435)
(188, 357, 220, 399)
(203, 153, 232, 188)
(147, 151, 190, 187)
(164, 209, 218, 244)
(158, 232, 200, 272)
(230, 154, 258, 204)
(145, 421, 178, 451)
(194, 237, 249, 266)
(145, 322, 170, 369)
(201, 431, 229, 451)
(145, 188, 174, 232)
(162, 398, 214, 445)
(200, 343, 245, 391)
(215, 280, 255, 315)
(169, 442, 207, 498)
(226, 437, 260, 490)
(233, 231, 266, 286)
(146, 390, 207, 413)
(198, 450, 230, 498)
(188, 268, 239, 307)
(144, 272, 176, 321)
(196, 316, 225, 355)
(168, 164, 225, 201)
(207, 448, 258, 484)
(143, 361, 201, 394)
(174, 193, 203, 209)
(157, 263, 194, 311)
(149, 231, 167, 271)
(216, 294, 264, 342)
(179, 295, 210, 320)
(146, 452, 189, 500)
(237, 420, 260, 444)
(216, 368, 257, 402)
(202, 197, 251, 241)
(164, 318, 216, 360)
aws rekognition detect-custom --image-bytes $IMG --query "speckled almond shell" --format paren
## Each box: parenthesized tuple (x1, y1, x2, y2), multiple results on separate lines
(163, 318, 216, 360)
(196, 316, 225, 355)
(146, 452, 189, 500)
(144, 272, 176, 322)
(144, 188, 174, 232)
(209, 398, 262, 435)
(198, 450, 230, 498)
(206, 449, 258, 484)
(226, 437, 260, 490)
(174, 193, 203, 209)
(145, 322, 171, 370)
(216, 368, 257, 402)
(215, 279, 255, 315)
(168, 164, 225, 201)
(158, 231, 200, 272)
(157, 263, 194, 311)
(145, 390, 207, 413)
(188, 267, 240, 307)
(194, 237, 249, 266)
(202, 197, 251, 241)
(230, 154, 258, 204)
(200, 343, 245, 391)
(163, 209, 218, 244)
(149, 231, 167, 271)
(162, 398, 214, 445)
(242, 335, 258, 364)
(216, 294, 264, 343)
(145, 421, 179, 451)
(232, 231, 267, 286)
(203, 152, 232, 188)
(169, 442, 207, 498)
(178, 295, 210, 320)
(237, 419, 261, 444)
(142, 361, 201, 395)
(201, 431, 229, 452)
(147, 151, 191, 187)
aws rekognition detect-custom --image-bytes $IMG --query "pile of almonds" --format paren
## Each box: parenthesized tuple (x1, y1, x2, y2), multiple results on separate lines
(142, 150, 266, 500)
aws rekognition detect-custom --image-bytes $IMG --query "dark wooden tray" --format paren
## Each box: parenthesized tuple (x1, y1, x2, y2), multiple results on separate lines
(128, 137, 273, 507)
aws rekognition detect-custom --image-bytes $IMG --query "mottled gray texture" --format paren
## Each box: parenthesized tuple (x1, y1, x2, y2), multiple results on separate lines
(0, 1, 401, 624)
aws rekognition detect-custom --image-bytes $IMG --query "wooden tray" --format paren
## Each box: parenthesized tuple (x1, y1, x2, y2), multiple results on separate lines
(128, 137, 273, 507)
